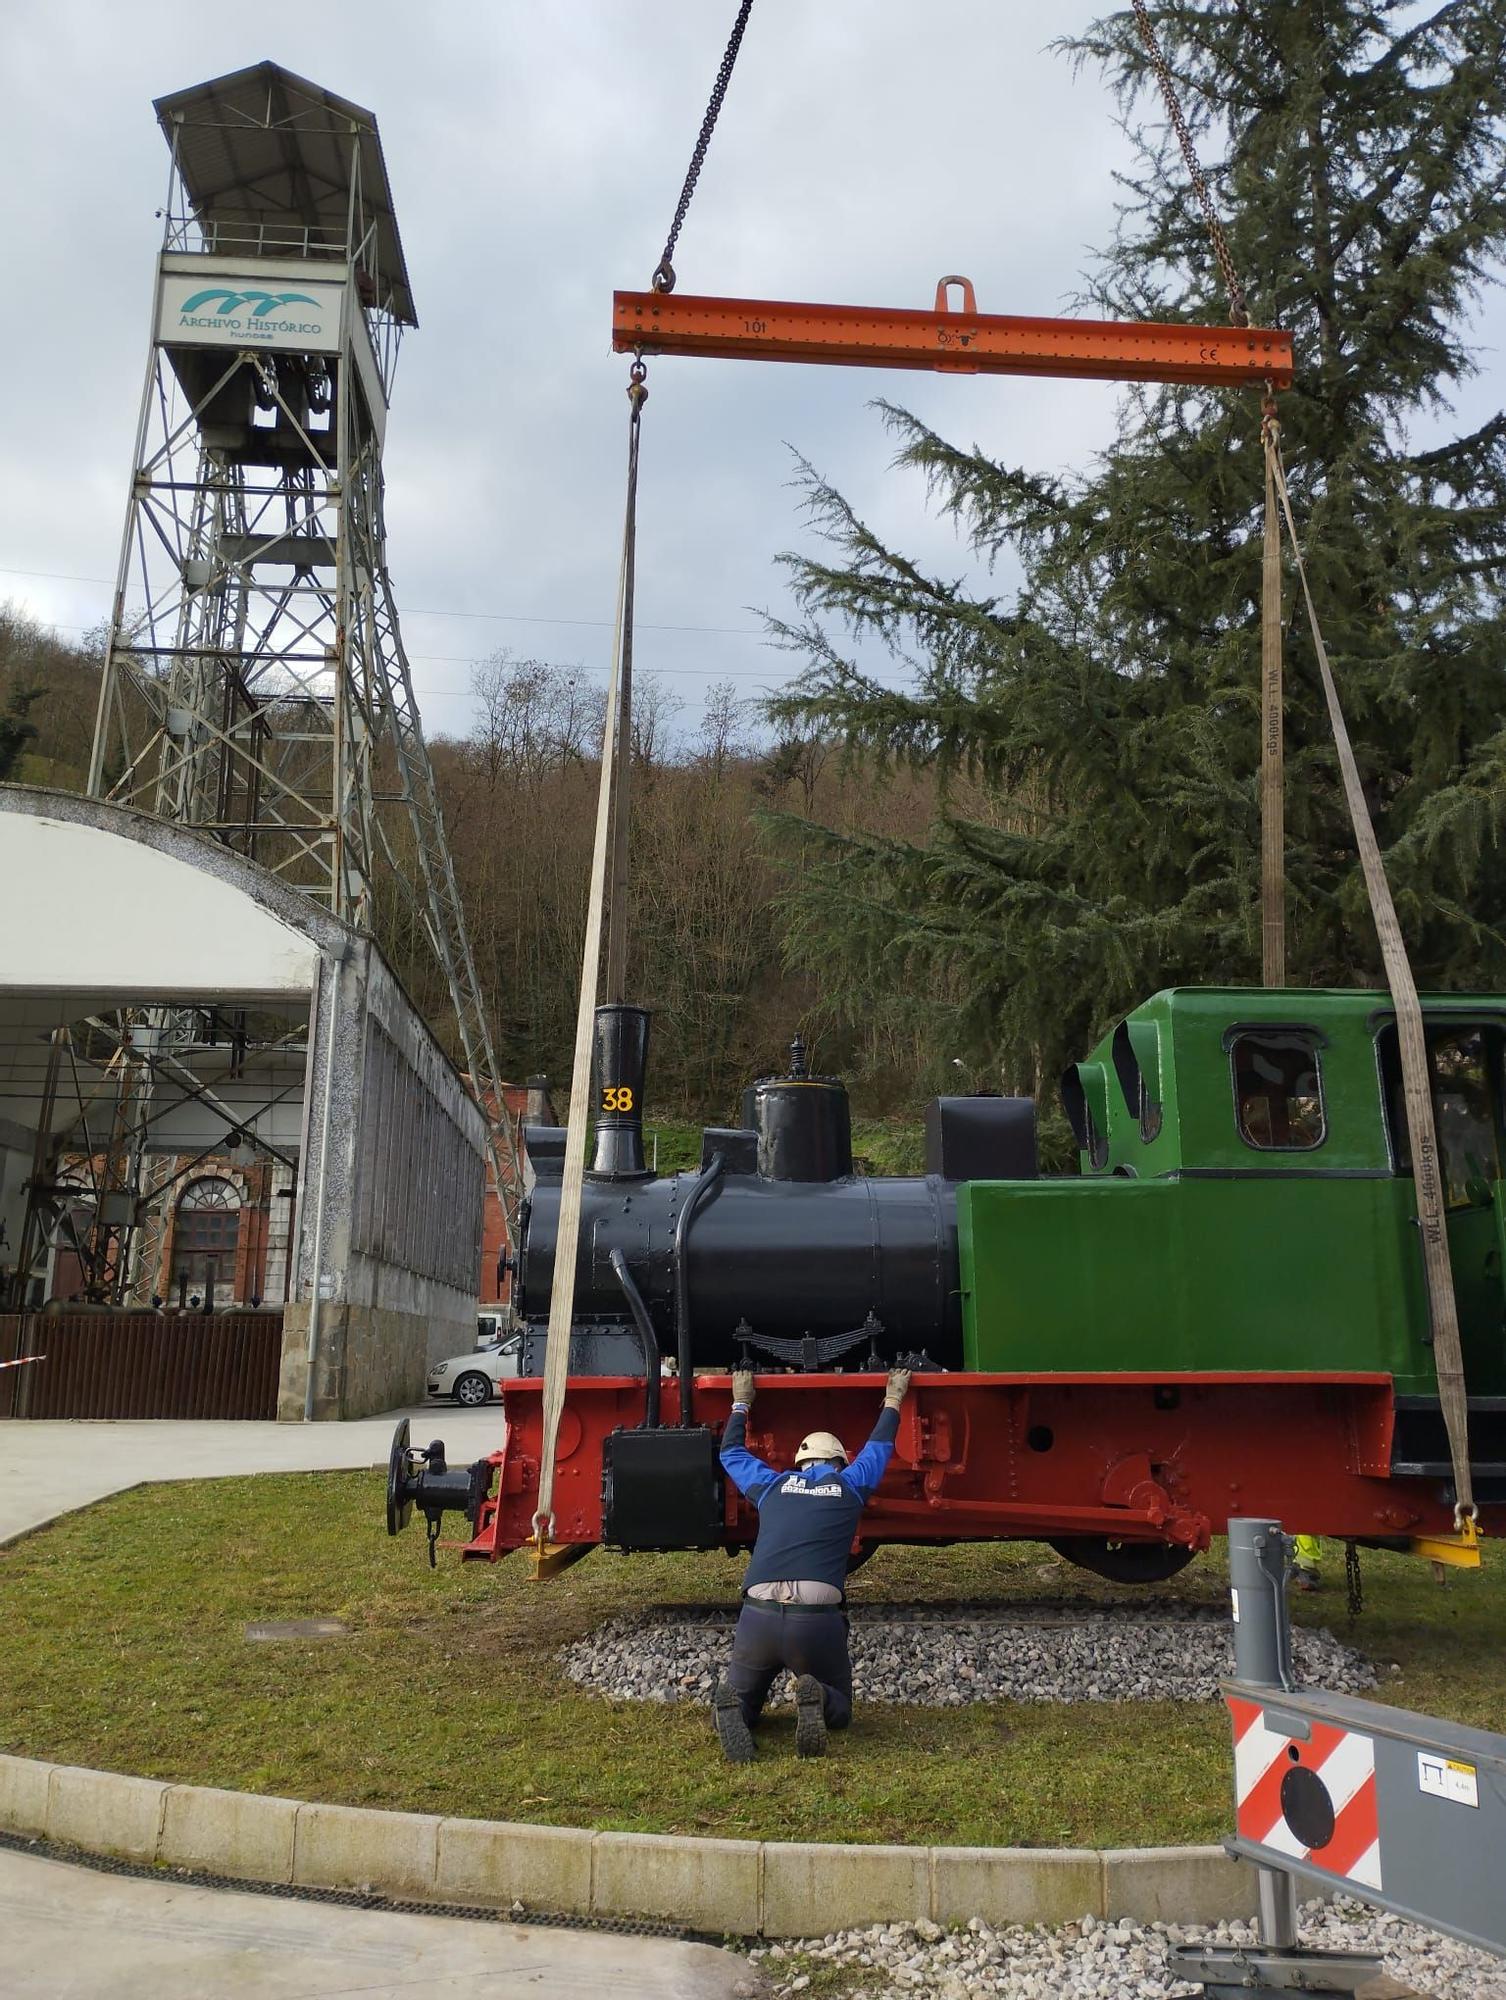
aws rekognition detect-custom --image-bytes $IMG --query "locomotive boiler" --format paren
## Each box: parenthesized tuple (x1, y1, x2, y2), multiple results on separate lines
(389, 987, 1505, 1580)
(508, 1004, 1036, 1385)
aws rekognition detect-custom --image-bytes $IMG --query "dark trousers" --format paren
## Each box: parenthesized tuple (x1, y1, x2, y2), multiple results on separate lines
(725, 1599, 853, 1730)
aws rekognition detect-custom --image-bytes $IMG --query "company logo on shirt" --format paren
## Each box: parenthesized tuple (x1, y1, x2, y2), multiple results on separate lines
(780, 1475, 843, 1498)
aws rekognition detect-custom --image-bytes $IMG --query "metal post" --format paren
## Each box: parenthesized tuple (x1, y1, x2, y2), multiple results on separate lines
(1228, 1516, 1292, 1688)
(1228, 1518, 1300, 1949)
(302, 952, 344, 1421)
(1255, 1867, 1298, 1952)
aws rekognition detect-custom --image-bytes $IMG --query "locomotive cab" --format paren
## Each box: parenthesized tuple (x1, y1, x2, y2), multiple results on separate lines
(1021, 988, 1506, 1503)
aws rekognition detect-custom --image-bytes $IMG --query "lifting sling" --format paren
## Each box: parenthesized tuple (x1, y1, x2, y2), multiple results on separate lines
(1267, 428, 1477, 1528)
(1138, 0, 1475, 1529)
(531, 4, 751, 1562)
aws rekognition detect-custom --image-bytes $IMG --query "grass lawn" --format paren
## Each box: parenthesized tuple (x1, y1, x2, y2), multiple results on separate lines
(2, 1469, 1501, 1848)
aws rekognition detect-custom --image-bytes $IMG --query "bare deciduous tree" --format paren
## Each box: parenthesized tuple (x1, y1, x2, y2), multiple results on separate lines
(694, 679, 751, 780)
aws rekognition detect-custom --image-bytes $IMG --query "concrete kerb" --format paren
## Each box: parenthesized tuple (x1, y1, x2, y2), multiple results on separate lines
(0, 1752, 1260, 1936)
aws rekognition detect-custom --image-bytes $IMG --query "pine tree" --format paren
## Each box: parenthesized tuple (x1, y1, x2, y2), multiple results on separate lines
(764, 1, 1506, 1094)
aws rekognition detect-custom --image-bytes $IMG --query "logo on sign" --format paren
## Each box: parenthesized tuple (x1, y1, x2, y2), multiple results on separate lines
(180, 287, 321, 318)
(171, 283, 331, 342)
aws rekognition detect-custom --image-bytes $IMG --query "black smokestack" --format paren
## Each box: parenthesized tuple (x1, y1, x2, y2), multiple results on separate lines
(590, 1004, 651, 1178)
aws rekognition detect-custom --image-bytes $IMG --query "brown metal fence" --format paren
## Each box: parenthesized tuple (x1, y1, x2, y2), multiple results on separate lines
(0, 1311, 283, 1420)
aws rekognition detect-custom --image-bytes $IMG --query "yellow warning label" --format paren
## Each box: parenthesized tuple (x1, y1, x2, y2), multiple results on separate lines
(1418, 1752, 1479, 1808)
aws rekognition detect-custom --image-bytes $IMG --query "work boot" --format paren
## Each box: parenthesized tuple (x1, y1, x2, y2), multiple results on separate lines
(1293, 1566, 1320, 1595)
(713, 1680, 756, 1763)
(794, 1674, 828, 1758)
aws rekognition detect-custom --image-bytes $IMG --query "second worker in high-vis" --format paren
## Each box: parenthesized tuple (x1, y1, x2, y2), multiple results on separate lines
(713, 1365, 911, 1760)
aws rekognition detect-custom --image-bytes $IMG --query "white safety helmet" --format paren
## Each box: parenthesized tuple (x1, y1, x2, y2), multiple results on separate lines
(795, 1430, 848, 1469)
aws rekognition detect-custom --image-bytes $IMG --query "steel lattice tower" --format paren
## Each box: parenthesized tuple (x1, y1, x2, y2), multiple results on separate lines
(87, 64, 520, 1254)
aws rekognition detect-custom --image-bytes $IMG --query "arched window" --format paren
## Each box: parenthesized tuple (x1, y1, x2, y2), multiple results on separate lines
(172, 1177, 242, 1296)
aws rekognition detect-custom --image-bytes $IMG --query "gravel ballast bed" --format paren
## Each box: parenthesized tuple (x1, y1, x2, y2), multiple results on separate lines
(746, 1900, 1506, 1999)
(561, 1600, 1376, 1706)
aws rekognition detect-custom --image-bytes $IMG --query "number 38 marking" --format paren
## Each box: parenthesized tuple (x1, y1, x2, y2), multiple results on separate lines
(602, 1085, 635, 1112)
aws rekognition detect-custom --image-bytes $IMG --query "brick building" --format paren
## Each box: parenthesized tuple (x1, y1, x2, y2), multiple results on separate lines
(475, 1077, 553, 1311)
(49, 1150, 294, 1308)
(48, 1079, 547, 1315)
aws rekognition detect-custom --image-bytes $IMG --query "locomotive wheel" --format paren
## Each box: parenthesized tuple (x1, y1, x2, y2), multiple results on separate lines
(386, 1417, 414, 1536)
(1048, 1536, 1198, 1585)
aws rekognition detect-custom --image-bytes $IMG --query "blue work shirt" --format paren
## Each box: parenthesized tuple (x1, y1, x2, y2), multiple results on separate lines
(720, 1403, 899, 1596)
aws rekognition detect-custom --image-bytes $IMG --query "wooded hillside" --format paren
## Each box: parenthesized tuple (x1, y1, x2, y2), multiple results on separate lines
(0, 618, 951, 1119)
(393, 654, 963, 1116)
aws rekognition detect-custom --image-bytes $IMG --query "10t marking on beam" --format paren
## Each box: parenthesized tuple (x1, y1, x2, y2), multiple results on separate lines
(612, 276, 1293, 389)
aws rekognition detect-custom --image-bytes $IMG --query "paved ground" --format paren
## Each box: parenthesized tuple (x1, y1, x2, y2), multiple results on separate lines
(0, 1398, 499, 1545)
(0, 1846, 760, 1998)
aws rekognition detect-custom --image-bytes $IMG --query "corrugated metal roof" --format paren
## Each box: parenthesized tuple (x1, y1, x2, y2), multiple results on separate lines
(153, 61, 417, 327)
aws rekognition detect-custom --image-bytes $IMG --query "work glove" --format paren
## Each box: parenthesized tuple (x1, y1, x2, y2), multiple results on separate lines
(732, 1368, 756, 1408)
(884, 1367, 912, 1410)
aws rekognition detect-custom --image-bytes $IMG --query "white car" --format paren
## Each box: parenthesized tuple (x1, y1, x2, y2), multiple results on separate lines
(427, 1332, 524, 1407)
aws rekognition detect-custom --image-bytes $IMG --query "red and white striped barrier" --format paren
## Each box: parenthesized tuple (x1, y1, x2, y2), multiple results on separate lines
(1229, 1694, 1382, 1892)
(0, 1354, 46, 1370)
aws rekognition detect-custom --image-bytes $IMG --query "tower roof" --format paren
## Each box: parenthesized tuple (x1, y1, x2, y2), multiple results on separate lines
(154, 60, 417, 326)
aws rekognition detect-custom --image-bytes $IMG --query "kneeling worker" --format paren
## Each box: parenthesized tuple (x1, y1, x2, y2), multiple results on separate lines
(713, 1366, 910, 1760)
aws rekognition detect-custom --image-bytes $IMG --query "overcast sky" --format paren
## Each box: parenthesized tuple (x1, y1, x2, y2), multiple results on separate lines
(3, 1, 1502, 747)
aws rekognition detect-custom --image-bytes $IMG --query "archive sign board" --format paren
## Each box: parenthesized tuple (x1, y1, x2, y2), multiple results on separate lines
(158, 264, 345, 355)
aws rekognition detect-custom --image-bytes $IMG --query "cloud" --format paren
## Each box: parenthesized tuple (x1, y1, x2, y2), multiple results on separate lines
(2, 0, 1499, 742)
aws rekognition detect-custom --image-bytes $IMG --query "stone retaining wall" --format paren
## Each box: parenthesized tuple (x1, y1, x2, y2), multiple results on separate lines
(0, 1753, 1257, 1937)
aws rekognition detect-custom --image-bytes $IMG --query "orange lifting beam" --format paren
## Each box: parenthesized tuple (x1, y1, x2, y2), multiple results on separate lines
(613, 276, 1293, 391)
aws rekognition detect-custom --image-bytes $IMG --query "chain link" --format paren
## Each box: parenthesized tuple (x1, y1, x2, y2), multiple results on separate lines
(1345, 1540, 1364, 1620)
(651, 0, 755, 293)
(1130, 0, 1249, 326)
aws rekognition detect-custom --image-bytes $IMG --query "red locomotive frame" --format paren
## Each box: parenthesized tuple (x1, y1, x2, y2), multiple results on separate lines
(452, 1370, 1487, 1564)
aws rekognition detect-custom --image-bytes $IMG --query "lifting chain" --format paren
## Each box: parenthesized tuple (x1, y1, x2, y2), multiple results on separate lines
(1345, 1540, 1364, 1621)
(1130, 0, 1249, 327)
(651, 0, 755, 294)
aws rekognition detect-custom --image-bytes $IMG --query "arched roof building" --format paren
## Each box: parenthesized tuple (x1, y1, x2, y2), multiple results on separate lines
(0, 785, 486, 1417)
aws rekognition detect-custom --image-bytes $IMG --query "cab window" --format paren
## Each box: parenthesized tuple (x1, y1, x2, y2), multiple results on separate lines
(1231, 1032, 1325, 1150)
(1381, 1024, 1503, 1206)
